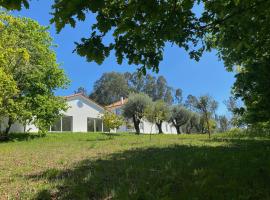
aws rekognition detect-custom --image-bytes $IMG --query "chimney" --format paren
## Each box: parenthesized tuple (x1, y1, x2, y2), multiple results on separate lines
(121, 97, 124, 105)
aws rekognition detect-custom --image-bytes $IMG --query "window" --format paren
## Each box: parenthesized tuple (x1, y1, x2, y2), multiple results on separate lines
(62, 116, 73, 132)
(87, 118, 103, 132)
(95, 119, 103, 132)
(51, 118, 61, 132)
(50, 116, 73, 132)
(87, 118, 95, 132)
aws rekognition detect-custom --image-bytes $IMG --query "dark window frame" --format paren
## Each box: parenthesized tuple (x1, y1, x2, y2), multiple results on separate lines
(50, 115, 73, 132)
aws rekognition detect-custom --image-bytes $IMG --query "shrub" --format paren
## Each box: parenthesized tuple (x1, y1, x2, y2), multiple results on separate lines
(102, 111, 124, 132)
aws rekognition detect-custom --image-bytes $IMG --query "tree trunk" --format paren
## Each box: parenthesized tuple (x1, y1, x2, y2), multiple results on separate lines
(5, 118, 13, 135)
(176, 126, 181, 134)
(23, 120, 27, 133)
(134, 122, 140, 134)
(132, 115, 140, 134)
(186, 126, 191, 134)
(0, 118, 12, 141)
(156, 122, 163, 134)
(205, 113, 211, 138)
(201, 127, 204, 134)
(188, 121, 195, 134)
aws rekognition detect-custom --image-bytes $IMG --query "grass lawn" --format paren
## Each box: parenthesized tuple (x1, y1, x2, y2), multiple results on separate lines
(0, 132, 270, 200)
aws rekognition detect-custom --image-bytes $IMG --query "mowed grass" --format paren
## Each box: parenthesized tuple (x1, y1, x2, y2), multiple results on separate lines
(0, 132, 270, 200)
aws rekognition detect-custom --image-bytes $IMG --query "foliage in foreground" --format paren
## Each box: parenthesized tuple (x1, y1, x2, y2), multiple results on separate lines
(0, 13, 69, 138)
(0, 68, 18, 134)
(0, 132, 270, 199)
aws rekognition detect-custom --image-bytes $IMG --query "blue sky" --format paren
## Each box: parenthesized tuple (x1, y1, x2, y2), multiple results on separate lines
(12, 0, 235, 115)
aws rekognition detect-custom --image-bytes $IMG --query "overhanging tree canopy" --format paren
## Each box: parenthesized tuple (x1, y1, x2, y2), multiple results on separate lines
(0, 0, 29, 10)
(2, 0, 270, 125)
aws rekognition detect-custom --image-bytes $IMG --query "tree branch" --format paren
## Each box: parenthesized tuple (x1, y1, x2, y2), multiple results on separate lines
(200, 0, 267, 31)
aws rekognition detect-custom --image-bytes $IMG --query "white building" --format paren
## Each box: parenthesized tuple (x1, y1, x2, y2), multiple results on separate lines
(1, 93, 106, 133)
(106, 98, 177, 134)
(2, 94, 177, 134)
(0, 119, 38, 133)
(49, 93, 106, 132)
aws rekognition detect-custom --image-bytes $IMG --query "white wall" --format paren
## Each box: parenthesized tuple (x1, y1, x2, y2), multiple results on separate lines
(63, 96, 104, 132)
(162, 122, 178, 134)
(0, 118, 24, 133)
(1, 95, 105, 133)
(111, 106, 178, 134)
(139, 120, 177, 134)
(0, 118, 38, 133)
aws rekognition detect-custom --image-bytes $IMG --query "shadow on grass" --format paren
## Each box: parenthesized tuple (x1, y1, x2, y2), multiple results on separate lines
(31, 139, 270, 200)
(84, 138, 112, 142)
(102, 132, 123, 139)
(0, 133, 45, 143)
(209, 137, 270, 146)
(82, 133, 123, 142)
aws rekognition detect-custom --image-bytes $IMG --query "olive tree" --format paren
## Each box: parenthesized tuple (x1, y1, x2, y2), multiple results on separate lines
(185, 112, 200, 134)
(170, 106, 191, 134)
(144, 100, 170, 134)
(218, 115, 230, 132)
(122, 93, 152, 134)
(195, 95, 218, 138)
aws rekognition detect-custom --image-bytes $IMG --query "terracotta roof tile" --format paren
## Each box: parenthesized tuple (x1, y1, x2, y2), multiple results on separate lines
(106, 98, 128, 110)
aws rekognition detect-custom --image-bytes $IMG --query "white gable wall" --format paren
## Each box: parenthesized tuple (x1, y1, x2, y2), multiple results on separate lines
(63, 96, 104, 132)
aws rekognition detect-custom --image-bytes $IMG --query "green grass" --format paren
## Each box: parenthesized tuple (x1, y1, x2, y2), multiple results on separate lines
(1, 132, 270, 199)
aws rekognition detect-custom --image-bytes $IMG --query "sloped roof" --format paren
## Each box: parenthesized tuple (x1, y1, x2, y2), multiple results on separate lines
(65, 93, 106, 111)
(106, 98, 128, 110)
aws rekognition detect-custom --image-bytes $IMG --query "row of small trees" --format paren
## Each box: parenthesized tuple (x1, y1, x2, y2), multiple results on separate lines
(85, 71, 235, 136)
(118, 93, 225, 137)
